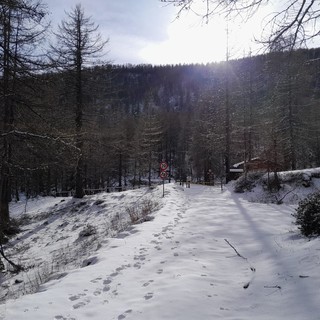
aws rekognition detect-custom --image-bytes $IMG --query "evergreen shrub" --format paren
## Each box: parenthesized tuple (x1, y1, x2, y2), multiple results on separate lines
(295, 192, 320, 237)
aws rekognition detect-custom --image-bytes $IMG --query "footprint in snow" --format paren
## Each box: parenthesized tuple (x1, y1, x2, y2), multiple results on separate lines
(90, 277, 102, 283)
(103, 285, 111, 292)
(68, 293, 86, 301)
(73, 301, 87, 309)
(124, 263, 132, 269)
(117, 309, 133, 320)
(144, 292, 154, 300)
(142, 280, 154, 287)
(106, 265, 130, 278)
(93, 289, 101, 296)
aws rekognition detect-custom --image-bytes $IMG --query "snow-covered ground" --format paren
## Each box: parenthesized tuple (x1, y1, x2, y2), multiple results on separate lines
(1, 183, 320, 320)
(233, 167, 320, 204)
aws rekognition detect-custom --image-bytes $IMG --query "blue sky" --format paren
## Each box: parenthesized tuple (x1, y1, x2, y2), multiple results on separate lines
(47, 0, 264, 65)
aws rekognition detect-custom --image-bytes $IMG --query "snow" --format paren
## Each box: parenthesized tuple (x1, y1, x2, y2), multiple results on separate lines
(1, 183, 320, 319)
(233, 167, 320, 205)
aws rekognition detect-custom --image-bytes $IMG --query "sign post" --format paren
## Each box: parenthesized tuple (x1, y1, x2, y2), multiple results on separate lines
(159, 161, 168, 197)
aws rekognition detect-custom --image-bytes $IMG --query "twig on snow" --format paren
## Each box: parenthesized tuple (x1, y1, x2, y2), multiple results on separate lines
(264, 285, 281, 289)
(224, 239, 247, 260)
(224, 239, 257, 290)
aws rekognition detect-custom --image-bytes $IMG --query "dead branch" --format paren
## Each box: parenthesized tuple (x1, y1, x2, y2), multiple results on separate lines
(274, 187, 297, 204)
(0, 243, 23, 273)
(264, 285, 281, 289)
(224, 238, 247, 260)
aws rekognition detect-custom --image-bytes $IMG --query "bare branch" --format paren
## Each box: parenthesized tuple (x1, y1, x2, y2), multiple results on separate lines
(224, 238, 247, 260)
(161, 0, 320, 50)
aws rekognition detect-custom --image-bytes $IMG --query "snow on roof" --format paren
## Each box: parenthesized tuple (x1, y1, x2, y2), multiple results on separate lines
(230, 168, 244, 172)
(232, 157, 260, 168)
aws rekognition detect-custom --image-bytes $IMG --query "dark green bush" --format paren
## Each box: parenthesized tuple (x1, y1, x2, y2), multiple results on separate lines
(294, 192, 320, 237)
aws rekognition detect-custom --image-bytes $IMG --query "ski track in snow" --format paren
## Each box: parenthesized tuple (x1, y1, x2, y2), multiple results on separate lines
(1, 184, 320, 320)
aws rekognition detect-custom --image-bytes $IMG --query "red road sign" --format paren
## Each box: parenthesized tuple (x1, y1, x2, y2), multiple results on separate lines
(160, 171, 168, 179)
(160, 161, 168, 171)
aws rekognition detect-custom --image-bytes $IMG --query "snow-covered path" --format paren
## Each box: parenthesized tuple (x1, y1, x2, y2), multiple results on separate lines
(1, 184, 320, 320)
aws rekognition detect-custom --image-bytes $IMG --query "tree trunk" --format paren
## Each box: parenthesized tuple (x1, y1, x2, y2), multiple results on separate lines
(148, 151, 152, 187)
(74, 24, 84, 198)
(0, 168, 10, 235)
(0, 12, 13, 237)
(75, 154, 84, 198)
(118, 152, 122, 192)
(287, 76, 296, 170)
(225, 24, 231, 183)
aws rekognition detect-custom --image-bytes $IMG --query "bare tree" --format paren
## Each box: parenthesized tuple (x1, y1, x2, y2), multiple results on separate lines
(0, 0, 48, 269)
(161, 0, 320, 50)
(0, 0, 48, 230)
(51, 4, 108, 198)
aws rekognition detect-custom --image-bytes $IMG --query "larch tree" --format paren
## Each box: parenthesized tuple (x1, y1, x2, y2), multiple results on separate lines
(51, 4, 108, 198)
(0, 0, 48, 234)
(0, 0, 48, 269)
(135, 93, 164, 187)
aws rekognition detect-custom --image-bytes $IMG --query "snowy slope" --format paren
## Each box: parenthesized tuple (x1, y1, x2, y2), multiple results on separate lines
(1, 184, 320, 320)
(1, 186, 163, 300)
(234, 167, 320, 204)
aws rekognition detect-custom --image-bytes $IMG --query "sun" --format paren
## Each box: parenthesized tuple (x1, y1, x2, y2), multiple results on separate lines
(140, 14, 227, 65)
(140, 7, 266, 65)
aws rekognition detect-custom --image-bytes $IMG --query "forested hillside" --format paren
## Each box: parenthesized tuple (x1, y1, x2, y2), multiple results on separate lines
(3, 49, 320, 201)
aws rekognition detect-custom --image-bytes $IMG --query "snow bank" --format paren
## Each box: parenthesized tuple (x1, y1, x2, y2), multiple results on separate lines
(233, 167, 320, 204)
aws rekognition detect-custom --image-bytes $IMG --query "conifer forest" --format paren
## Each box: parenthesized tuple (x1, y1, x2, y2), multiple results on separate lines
(2, 0, 320, 236)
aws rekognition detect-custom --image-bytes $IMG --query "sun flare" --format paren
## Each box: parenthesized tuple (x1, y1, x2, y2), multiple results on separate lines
(140, 6, 267, 65)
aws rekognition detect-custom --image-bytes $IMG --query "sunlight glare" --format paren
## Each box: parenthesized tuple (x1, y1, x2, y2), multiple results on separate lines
(140, 4, 268, 65)
(140, 14, 227, 65)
